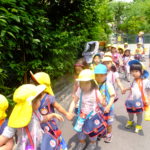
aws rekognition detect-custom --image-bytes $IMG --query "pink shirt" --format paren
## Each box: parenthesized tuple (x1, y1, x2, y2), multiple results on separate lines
(76, 88, 101, 115)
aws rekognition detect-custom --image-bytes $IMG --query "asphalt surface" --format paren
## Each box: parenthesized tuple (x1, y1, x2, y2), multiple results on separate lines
(59, 44, 150, 150)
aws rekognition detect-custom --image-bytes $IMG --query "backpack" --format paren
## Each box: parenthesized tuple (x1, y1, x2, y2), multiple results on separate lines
(39, 94, 67, 150)
(74, 90, 107, 138)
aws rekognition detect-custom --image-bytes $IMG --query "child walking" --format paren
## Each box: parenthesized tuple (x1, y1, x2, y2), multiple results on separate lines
(122, 49, 132, 81)
(102, 56, 125, 95)
(0, 84, 63, 150)
(94, 64, 115, 143)
(0, 94, 14, 150)
(69, 69, 106, 150)
(125, 60, 150, 133)
(90, 54, 101, 70)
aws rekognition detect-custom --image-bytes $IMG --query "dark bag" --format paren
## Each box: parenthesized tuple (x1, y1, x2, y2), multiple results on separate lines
(75, 90, 107, 137)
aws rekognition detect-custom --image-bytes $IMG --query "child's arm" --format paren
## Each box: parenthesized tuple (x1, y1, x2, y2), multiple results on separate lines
(69, 96, 79, 114)
(53, 101, 74, 120)
(104, 95, 115, 113)
(97, 91, 106, 107)
(0, 138, 14, 150)
(116, 78, 125, 94)
(42, 113, 64, 123)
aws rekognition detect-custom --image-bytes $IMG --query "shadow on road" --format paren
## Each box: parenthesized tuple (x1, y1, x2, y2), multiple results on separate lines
(67, 133, 102, 150)
(115, 114, 144, 136)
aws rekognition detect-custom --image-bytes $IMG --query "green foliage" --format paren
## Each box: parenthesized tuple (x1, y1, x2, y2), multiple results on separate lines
(0, 0, 112, 97)
(110, 0, 150, 34)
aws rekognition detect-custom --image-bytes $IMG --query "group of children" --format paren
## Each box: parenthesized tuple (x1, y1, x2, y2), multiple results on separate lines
(0, 42, 150, 150)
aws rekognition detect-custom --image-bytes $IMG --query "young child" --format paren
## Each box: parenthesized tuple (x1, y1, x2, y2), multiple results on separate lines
(0, 94, 14, 150)
(125, 60, 150, 133)
(69, 69, 105, 150)
(90, 54, 101, 70)
(94, 64, 115, 143)
(124, 43, 128, 50)
(106, 44, 112, 52)
(111, 45, 120, 66)
(0, 84, 63, 150)
(72, 58, 88, 113)
(122, 49, 132, 81)
(30, 71, 73, 120)
(102, 56, 125, 95)
(30, 72, 71, 149)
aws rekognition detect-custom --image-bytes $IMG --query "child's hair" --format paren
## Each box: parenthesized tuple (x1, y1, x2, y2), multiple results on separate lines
(74, 58, 88, 69)
(111, 64, 117, 72)
(74, 58, 89, 78)
(90, 80, 98, 91)
(130, 63, 143, 75)
(123, 49, 131, 57)
(93, 54, 100, 59)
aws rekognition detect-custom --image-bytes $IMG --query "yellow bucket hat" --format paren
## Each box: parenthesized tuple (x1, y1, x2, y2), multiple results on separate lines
(102, 57, 113, 62)
(8, 84, 46, 128)
(104, 52, 112, 58)
(76, 69, 95, 81)
(0, 94, 9, 120)
(30, 71, 54, 96)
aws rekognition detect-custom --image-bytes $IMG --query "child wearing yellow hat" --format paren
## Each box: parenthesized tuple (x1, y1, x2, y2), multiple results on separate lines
(30, 72, 73, 149)
(0, 94, 14, 150)
(69, 69, 106, 150)
(0, 84, 63, 150)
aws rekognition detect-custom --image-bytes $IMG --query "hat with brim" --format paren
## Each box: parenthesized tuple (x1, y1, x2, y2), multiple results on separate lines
(0, 94, 9, 120)
(76, 69, 95, 81)
(102, 57, 113, 62)
(30, 71, 54, 96)
(94, 64, 107, 74)
(104, 52, 112, 58)
(8, 84, 46, 128)
(128, 60, 149, 78)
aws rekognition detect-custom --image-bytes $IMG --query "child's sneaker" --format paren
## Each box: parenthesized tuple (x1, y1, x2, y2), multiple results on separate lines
(104, 133, 112, 143)
(85, 142, 96, 150)
(125, 120, 134, 129)
(135, 125, 142, 133)
(75, 142, 86, 150)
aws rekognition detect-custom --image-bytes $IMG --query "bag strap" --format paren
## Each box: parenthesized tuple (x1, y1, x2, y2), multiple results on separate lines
(24, 126, 34, 149)
(95, 89, 104, 113)
(77, 91, 93, 119)
(136, 79, 147, 109)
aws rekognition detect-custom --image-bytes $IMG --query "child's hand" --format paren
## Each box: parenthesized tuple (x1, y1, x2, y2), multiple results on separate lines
(51, 113, 64, 122)
(104, 105, 111, 113)
(121, 89, 126, 94)
(66, 112, 75, 121)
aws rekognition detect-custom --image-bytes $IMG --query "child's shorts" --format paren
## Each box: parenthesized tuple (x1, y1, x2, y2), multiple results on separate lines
(104, 109, 114, 125)
(77, 132, 97, 141)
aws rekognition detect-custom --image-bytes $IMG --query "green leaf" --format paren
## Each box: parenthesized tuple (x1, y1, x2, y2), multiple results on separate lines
(7, 32, 16, 39)
(1, 30, 6, 37)
(0, 18, 7, 23)
(32, 39, 41, 44)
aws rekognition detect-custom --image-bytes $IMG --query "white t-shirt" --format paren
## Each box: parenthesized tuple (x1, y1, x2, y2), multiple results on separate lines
(128, 79, 150, 100)
(107, 71, 119, 85)
(76, 88, 102, 115)
(2, 112, 43, 150)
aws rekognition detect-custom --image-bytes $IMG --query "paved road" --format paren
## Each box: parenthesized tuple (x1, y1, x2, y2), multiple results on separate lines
(58, 44, 150, 150)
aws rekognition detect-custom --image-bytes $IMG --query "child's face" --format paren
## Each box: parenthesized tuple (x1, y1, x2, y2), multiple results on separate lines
(75, 66, 83, 75)
(125, 51, 130, 56)
(103, 61, 112, 70)
(32, 93, 43, 111)
(80, 81, 92, 92)
(95, 74, 107, 84)
(137, 44, 141, 48)
(111, 48, 116, 53)
(131, 70, 141, 79)
(93, 56, 100, 65)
